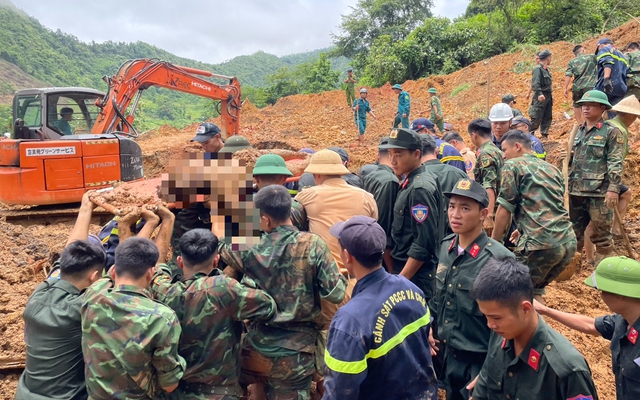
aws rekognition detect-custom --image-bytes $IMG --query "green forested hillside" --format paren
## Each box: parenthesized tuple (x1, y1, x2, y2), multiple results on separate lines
(0, 3, 348, 130)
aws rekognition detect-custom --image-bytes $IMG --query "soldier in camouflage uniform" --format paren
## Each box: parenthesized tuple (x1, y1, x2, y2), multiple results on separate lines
(626, 42, 640, 100)
(467, 118, 503, 234)
(564, 45, 597, 125)
(82, 237, 186, 399)
(152, 227, 277, 400)
(569, 90, 624, 260)
(429, 88, 445, 133)
(492, 130, 577, 297)
(213, 185, 347, 400)
(528, 49, 553, 138)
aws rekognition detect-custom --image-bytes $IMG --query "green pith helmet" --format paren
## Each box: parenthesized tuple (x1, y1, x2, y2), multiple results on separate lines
(219, 135, 251, 154)
(252, 154, 293, 176)
(428, 88, 438, 94)
(392, 84, 403, 90)
(585, 256, 640, 299)
(576, 90, 613, 109)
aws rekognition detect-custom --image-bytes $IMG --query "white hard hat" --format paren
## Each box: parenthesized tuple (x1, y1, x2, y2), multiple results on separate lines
(489, 103, 513, 122)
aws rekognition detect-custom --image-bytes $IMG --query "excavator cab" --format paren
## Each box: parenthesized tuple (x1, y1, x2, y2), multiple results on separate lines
(0, 88, 144, 206)
(12, 88, 104, 140)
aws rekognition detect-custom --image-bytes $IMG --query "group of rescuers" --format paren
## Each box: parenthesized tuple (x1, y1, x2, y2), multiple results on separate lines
(13, 40, 640, 400)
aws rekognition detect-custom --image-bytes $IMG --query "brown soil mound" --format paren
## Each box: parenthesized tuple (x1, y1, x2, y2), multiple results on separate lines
(2, 20, 640, 398)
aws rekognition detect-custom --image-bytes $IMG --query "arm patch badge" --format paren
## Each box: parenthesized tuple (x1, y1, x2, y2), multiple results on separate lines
(411, 204, 429, 223)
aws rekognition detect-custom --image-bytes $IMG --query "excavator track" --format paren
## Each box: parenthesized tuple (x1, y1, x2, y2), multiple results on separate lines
(0, 204, 114, 224)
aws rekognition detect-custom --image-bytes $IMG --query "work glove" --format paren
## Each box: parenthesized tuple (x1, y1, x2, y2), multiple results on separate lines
(604, 78, 614, 94)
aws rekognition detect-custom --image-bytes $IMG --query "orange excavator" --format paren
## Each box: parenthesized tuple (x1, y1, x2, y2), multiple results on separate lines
(0, 59, 242, 206)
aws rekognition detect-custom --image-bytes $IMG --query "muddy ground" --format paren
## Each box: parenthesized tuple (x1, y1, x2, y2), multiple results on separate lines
(2, 20, 640, 399)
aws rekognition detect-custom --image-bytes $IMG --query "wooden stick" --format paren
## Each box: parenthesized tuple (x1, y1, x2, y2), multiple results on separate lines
(613, 207, 635, 259)
(89, 195, 123, 216)
(563, 124, 579, 210)
(0, 357, 25, 371)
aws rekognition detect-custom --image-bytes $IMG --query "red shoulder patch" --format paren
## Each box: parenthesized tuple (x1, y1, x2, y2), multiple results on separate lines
(528, 348, 540, 371)
(596, 122, 603, 129)
(469, 243, 481, 258)
(629, 328, 638, 345)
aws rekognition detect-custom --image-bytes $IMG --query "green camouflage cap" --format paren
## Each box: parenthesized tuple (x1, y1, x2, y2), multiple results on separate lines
(378, 128, 422, 150)
(576, 90, 612, 109)
(443, 178, 489, 207)
(585, 256, 640, 298)
(219, 135, 251, 154)
(253, 154, 293, 176)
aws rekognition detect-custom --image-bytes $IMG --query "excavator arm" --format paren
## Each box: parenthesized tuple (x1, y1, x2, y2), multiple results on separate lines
(91, 59, 242, 138)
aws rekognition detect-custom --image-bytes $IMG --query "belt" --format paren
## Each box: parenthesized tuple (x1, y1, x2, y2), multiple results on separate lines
(178, 381, 244, 397)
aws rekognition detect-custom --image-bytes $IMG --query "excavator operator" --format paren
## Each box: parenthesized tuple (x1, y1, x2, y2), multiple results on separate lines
(54, 107, 74, 135)
(190, 122, 224, 153)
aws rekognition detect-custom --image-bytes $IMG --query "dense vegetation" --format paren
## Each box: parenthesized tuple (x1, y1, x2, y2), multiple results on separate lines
(332, 0, 640, 86)
(0, 3, 348, 130)
(1, 0, 638, 131)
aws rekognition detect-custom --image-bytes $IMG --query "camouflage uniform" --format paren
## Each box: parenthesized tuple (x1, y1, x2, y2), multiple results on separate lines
(498, 153, 577, 294)
(566, 54, 598, 107)
(430, 95, 444, 133)
(528, 64, 553, 136)
(472, 141, 503, 207)
(81, 278, 186, 400)
(151, 265, 277, 399)
(627, 49, 640, 100)
(568, 120, 624, 254)
(218, 225, 347, 400)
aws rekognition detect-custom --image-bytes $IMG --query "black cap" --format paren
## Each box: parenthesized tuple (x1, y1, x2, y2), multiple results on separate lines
(538, 49, 552, 60)
(191, 122, 221, 143)
(512, 115, 532, 129)
(410, 118, 435, 133)
(378, 128, 422, 150)
(444, 178, 489, 207)
(330, 216, 386, 260)
(328, 147, 349, 163)
(502, 94, 516, 104)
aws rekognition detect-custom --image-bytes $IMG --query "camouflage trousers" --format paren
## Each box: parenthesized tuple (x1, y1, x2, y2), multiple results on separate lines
(569, 195, 613, 254)
(432, 117, 444, 133)
(627, 86, 640, 101)
(516, 238, 577, 295)
(528, 92, 553, 136)
(239, 342, 315, 400)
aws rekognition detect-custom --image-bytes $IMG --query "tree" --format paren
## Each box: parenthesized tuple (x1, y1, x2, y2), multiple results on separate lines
(303, 53, 340, 94)
(332, 0, 434, 70)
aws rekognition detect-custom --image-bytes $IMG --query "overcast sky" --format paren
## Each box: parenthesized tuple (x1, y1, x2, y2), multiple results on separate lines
(12, 0, 470, 64)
